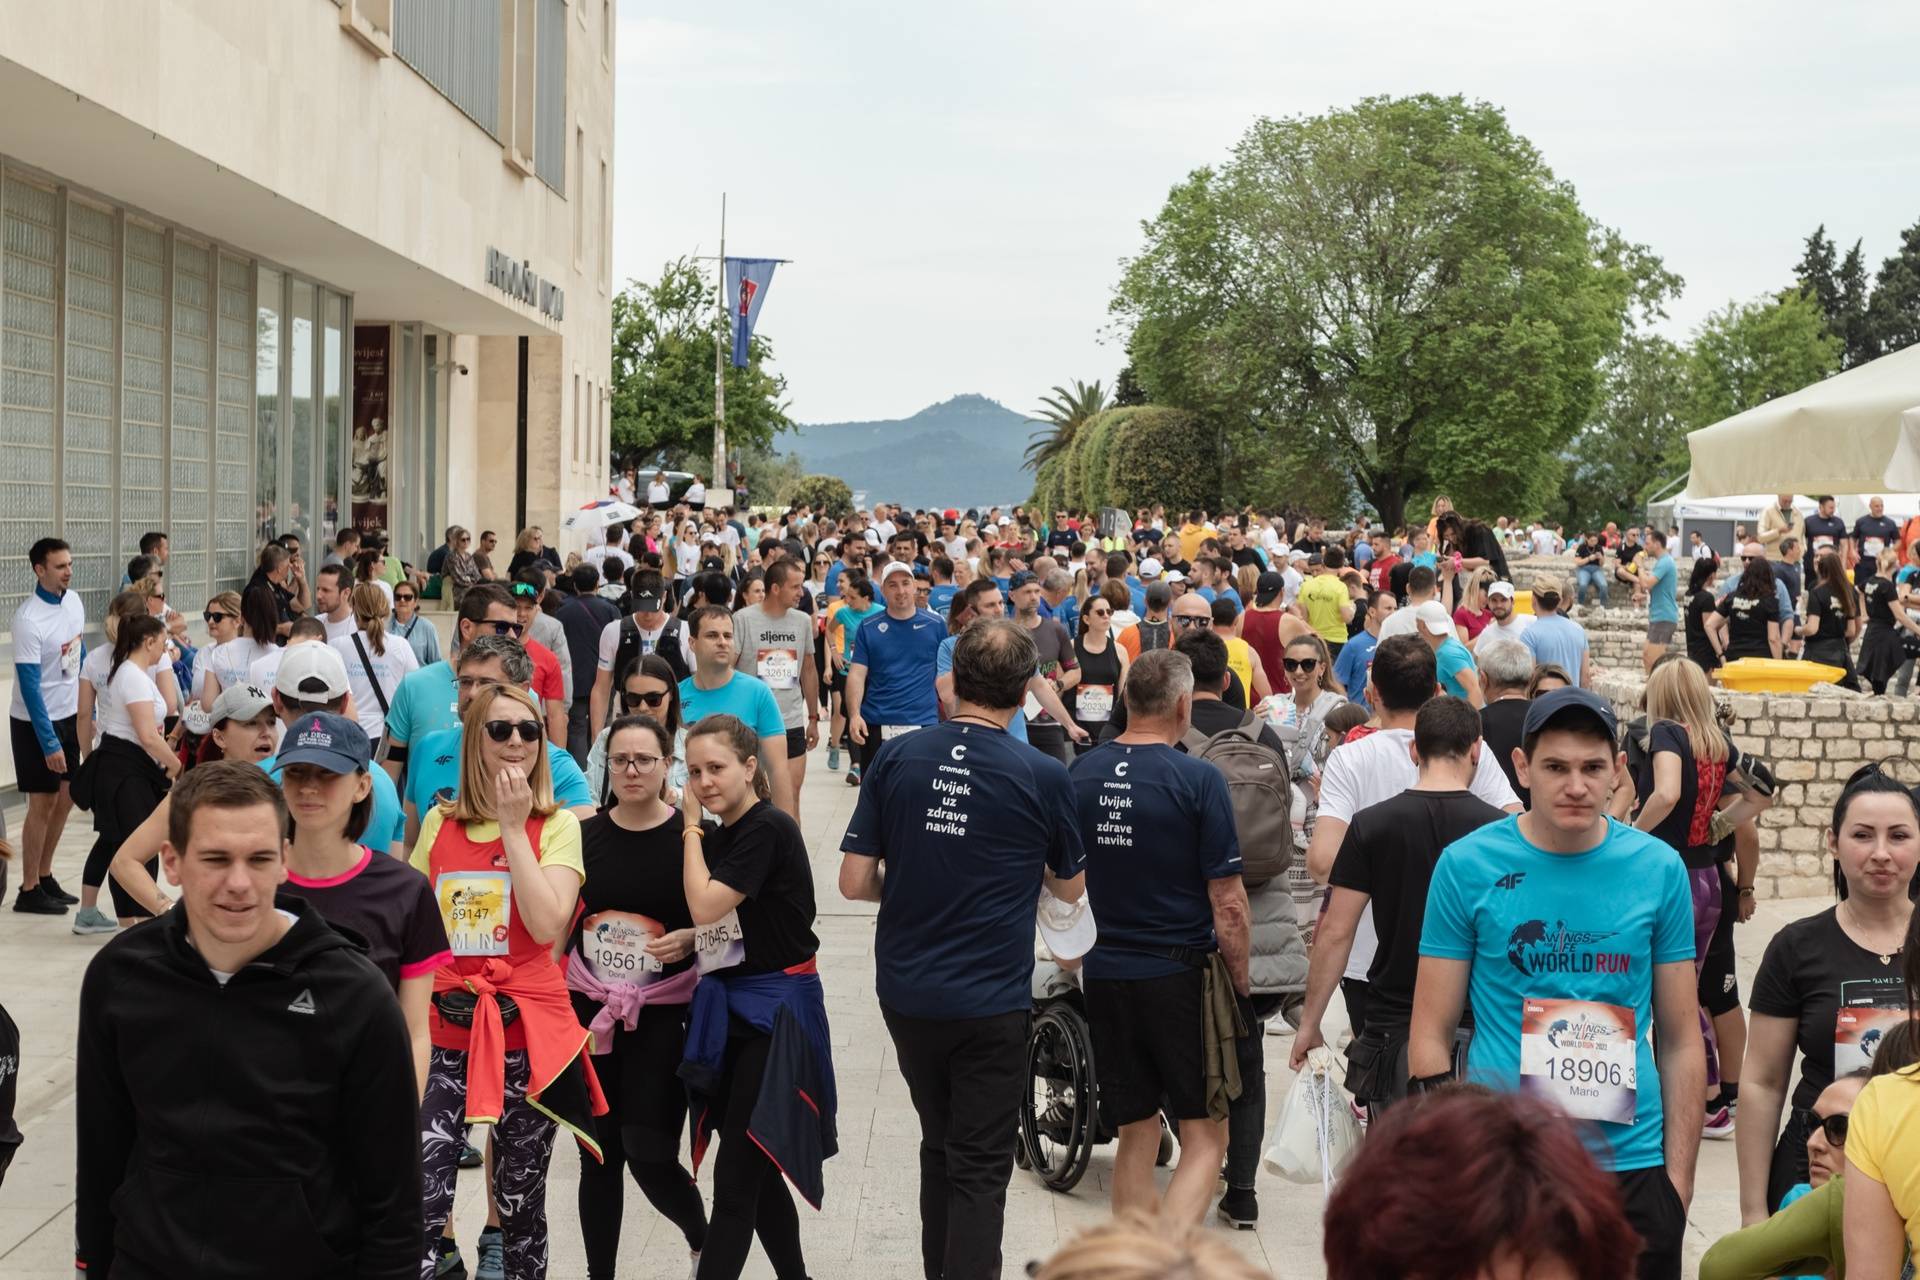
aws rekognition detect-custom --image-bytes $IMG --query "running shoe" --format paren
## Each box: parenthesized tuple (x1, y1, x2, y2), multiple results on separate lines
(846, 764, 861, 786)
(71, 906, 118, 935)
(40, 875, 78, 904)
(474, 1227, 505, 1280)
(1702, 1105, 1734, 1140)
(457, 1141, 484, 1169)
(827, 745, 840, 771)
(433, 1238, 467, 1280)
(1216, 1187, 1258, 1230)
(13, 884, 68, 915)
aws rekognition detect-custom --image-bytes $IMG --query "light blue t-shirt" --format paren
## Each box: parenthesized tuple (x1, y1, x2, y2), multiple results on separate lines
(401, 728, 593, 820)
(936, 634, 1027, 744)
(678, 671, 785, 740)
(1434, 636, 1478, 700)
(1521, 614, 1590, 686)
(1646, 553, 1679, 625)
(1332, 630, 1377, 716)
(1419, 815, 1695, 1172)
(385, 661, 458, 748)
(264, 755, 407, 855)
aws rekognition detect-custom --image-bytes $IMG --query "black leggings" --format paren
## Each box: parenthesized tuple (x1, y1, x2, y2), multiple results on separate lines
(577, 1124, 707, 1276)
(81, 737, 165, 918)
(697, 1031, 807, 1280)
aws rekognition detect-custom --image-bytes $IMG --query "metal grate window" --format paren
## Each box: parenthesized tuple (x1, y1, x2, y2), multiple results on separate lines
(0, 173, 60, 622)
(395, 0, 503, 141)
(169, 237, 214, 609)
(534, 0, 567, 192)
(214, 253, 252, 592)
(123, 221, 171, 604)
(64, 196, 118, 623)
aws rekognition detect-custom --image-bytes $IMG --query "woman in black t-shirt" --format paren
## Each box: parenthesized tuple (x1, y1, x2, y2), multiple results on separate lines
(1683, 558, 1724, 671)
(680, 715, 824, 1280)
(1857, 555, 1920, 694)
(1797, 551, 1861, 690)
(566, 715, 706, 1280)
(1737, 771, 1918, 1217)
(1711, 557, 1783, 660)
(1061, 592, 1129, 749)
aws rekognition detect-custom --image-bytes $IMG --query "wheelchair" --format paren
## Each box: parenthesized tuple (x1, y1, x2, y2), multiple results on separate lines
(1014, 961, 1173, 1192)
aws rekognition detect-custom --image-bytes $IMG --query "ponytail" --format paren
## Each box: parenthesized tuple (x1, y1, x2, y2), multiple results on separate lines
(685, 713, 772, 802)
(110, 614, 165, 683)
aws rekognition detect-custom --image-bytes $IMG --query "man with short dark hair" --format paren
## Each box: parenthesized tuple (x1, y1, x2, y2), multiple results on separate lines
(76, 762, 421, 1278)
(846, 561, 945, 778)
(312, 563, 356, 642)
(322, 526, 361, 571)
(733, 558, 820, 797)
(680, 606, 798, 819)
(1637, 530, 1679, 672)
(1519, 574, 1592, 688)
(1409, 689, 1704, 1280)
(1010, 570, 1085, 763)
(1333, 589, 1395, 717)
(382, 583, 519, 787)
(839, 619, 1086, 1280)
(557, 564, 620, 765)
(10, 537, 85, 912)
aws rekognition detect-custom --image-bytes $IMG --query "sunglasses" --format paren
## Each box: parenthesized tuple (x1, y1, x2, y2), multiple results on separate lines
(483, 620, 525, 638)
(621, 689, 670, 710)
(394, 593, 416, 603)
(1283, 657, 1320, 673)
(203, 611, 234, 624)
(1172, 615, 1210, 629)
(1087, 607, 1111, 617)
(1798, 1108, 1849, 1146)
(482, 719, 543, 744)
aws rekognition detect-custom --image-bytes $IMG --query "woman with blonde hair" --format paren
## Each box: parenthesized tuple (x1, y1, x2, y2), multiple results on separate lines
(189, 591, 244, 702)
(1452, 566, 1497, 645)
(1033, 1211, 1268, 1280)
(412, 682, 603, 1279)
(1255, 630, 1348, 761)
(331, 581, 417, 752)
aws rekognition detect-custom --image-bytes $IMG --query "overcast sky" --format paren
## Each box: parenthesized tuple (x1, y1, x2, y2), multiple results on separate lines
(612, 1, 1920, 425)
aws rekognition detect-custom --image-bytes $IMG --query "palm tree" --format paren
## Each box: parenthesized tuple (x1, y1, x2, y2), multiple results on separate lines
(1023, 380, 1109, 471)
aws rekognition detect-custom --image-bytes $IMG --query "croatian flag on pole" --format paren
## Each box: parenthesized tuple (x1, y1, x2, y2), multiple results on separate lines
(724, 258, 780, 368)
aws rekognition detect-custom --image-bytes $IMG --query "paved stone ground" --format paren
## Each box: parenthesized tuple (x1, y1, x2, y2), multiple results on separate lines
(0, 746, 1811, 1277)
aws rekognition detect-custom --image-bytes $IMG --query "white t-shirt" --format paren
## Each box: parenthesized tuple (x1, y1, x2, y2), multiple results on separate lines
(685, 482, 707, 506)
(1474, 614, 1534, 653)
(615, 476, 635, 505)
(1376, 606, 1426, 643)
(248, 647, 286, 692)
(1281, 566, 1304, 608)
(98, 657, 166, 744)
(204, 637, 276, 701)
(1316, 726, 1520, 981)
(646, 480, 670, 505)
(9, 589, 87, 722)
(331, 630, 419, 740)
(321, 611, 359, 643)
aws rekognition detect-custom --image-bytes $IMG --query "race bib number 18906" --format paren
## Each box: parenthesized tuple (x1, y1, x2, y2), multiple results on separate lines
(1519, 998, 1636, 1125)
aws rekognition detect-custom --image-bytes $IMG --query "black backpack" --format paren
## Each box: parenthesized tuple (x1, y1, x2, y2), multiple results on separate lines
(611, 615, 690, 697)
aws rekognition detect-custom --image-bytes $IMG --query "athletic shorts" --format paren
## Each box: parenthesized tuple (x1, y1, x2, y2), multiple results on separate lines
(1647, 620, 1677, 645)
(785, 726, 807, 760)
(829, 667, 847, 695)
(1699, 864, 1741, 1016)
(1614, 1165, 1686, 1280)
(1085, 968, 1208, 1127)
(10, 714, 78, 793)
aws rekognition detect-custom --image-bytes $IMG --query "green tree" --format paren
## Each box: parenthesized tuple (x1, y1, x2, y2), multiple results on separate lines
(786, 474, 853, 519)
(1556, 334, 1689, 533)
(1794, 225, 1876, 368)
(1683, 291, 1842, 436)
(1023, 380, 1108, 471)
(1112, 95, 1666, 528)
(1112, 365, 1148, 407)
(609, 257, 792, 468)
(1864, 218, 1920, 361)
(1103, 407, 1221, 512)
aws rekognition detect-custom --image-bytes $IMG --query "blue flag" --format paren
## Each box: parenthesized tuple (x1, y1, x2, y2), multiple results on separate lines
(724, 258, 780, 368)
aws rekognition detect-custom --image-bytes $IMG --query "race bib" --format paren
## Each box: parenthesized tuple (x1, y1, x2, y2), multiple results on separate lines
(59, 637, 82, 678)
(694, 909, 745, 974)
(438, 871, 512, 956)
(1864, 538, 1886, 558)
(1077, 684, 1115, 722)
(756, 647, 800, 690)
(581, 910, 664, 985)
(1814, 536, 1835, 551)
(880, 723, 922, 741)
(1519, 998, 1636, 1124)
(1836, 1003, 1907, 1076)
(1023, 690, 1044, 722)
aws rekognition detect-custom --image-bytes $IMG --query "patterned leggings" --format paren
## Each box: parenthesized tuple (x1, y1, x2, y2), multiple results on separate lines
(420, 1047, 559, 1280)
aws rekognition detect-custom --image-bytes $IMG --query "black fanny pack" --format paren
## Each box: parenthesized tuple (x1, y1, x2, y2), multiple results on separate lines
(433, 990, 521, 1029)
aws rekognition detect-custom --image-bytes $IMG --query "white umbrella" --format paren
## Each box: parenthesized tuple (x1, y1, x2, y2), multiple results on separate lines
(561, 499, 642, 531)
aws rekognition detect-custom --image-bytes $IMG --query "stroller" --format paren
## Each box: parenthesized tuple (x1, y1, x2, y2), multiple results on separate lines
(1013, 959, 1174, 1192)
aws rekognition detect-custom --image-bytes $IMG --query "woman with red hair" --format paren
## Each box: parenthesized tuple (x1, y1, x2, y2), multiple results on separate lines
(1324, 1087, 1642, 1280)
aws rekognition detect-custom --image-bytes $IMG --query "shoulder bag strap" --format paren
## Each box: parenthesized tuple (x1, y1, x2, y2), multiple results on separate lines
(350, 633, 391, 716)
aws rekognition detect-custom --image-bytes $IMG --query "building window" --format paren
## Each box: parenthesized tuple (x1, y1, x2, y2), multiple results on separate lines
(393, 0, 502, 140)
(599, 156, 609, 292)
(164, 232, 211, 611)
(573, 124, 585, 270)
(533, 0, 567, 192)
(214, 254, 252, 591)
(255, 266, 283, 549)
(601, 0, 611, 66)
(322, 293, 345, 546)
(64, 198, 120, 622)
(572, 372, 582, 464)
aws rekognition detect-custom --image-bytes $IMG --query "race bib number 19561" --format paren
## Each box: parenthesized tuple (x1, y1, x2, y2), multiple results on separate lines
(1519, 998, 1637, 1125)
(694, 909, 745, 974)
(582, 910, 664, 985)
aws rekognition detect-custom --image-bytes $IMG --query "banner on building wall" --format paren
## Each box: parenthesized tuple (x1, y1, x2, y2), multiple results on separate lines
(351, 325, 391, 534)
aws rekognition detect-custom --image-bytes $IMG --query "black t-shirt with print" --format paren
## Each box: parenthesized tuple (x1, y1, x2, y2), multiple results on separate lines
(1804, 584, 1855, 658)
(701, 800, 818, 974)
(1862, 576, 1901, 629)
(1716, 590, 1779, 659)
(1750, 907, 1907, 1111)
(1853, 515, 1902, 575)
(1685, 589, 1721, 669)
(570, 810, 697, 1006)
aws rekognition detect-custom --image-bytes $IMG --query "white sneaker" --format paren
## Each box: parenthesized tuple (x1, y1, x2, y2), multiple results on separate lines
(71, 906, 119, 935)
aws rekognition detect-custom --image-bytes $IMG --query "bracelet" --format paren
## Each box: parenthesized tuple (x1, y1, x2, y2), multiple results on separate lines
(682, 826, 704, 839)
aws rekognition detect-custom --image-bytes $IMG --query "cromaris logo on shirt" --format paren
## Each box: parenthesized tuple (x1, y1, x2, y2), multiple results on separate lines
(1505, 920, 1628, 976)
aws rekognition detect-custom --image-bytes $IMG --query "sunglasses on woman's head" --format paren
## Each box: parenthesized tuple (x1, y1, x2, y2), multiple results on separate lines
(482, 719, 543, 743)
(1283, 657, 1319, 673)
(621, 689, 670, 709)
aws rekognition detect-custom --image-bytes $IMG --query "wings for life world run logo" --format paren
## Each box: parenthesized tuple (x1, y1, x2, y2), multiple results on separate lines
(1506, 920, 1630, 976)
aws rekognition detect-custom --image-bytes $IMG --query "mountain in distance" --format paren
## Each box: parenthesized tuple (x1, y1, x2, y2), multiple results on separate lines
(784, 394, 1039, 510)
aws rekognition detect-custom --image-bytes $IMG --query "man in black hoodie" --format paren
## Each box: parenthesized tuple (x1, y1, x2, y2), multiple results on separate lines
(75, 761, 420, 1279)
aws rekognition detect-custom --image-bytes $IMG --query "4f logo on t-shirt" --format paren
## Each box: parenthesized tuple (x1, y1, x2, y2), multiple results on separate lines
(1494, 872, 1527, 891)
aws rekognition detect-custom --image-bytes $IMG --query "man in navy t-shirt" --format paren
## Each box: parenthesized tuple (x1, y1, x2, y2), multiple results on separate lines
(1068, 647, 1249, 1229)
(846, 561, 945, 777)
(840, 619, 1085, 1280)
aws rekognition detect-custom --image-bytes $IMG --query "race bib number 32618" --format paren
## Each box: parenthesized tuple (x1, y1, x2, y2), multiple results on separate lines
(1519, 998, 1637, 1125)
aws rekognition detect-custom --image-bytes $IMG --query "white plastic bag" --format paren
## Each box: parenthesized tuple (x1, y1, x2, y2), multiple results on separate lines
(1263, 1046, 1359, 1190)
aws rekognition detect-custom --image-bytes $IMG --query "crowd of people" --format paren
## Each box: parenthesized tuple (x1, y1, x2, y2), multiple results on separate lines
(2, 487, 1919, 1280)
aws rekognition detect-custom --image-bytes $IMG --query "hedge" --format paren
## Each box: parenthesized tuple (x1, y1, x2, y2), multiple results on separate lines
(1103, 406, 1221, 512)
(785, 474, 854, 519)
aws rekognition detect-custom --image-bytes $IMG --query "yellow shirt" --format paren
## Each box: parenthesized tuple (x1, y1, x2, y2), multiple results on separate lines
(1297, 573, 1351, 645)
(1224, 635, 1255, 697)
(1848, 1068, 1920, 1254)
(410, 806, 586, 882)
(1179, 523, 1213, 564)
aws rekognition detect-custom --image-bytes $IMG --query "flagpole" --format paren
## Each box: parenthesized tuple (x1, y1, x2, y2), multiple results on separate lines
(712, 193, 727, 504)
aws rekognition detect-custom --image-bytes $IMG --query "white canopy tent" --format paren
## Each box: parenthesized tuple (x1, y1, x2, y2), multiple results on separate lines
(1649, 491, 1919, 558)
(1685, 341, 1920, 499)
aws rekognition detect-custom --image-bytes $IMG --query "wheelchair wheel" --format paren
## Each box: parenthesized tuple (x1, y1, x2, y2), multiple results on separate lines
(1019, 1004, 1097, 1192)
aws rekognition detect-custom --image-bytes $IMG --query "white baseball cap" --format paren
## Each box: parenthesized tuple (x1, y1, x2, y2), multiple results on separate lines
(1165, 568, 1187, 584)
(1487, 581, 1516, 599)
(879, 561, 915, 582)
(1139, 556, 1164, 579)
(1035, 888, 1096, 961)
(1412, 599, 1454, 636)
(275, 643, 350, 703)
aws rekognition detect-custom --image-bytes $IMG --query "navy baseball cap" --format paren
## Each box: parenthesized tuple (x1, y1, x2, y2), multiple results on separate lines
(276, 712, 373, 774)
(1522, 688, 1619, 742)
(1008, 570, 1040, 590)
